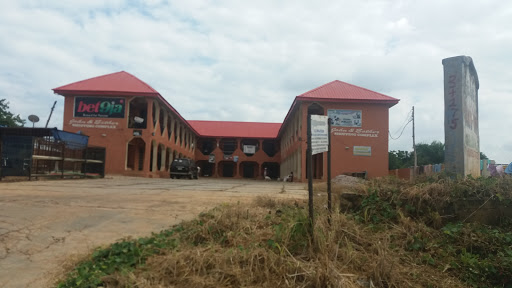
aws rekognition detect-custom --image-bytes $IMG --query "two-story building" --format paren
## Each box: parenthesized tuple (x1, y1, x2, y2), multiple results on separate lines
(53, 71, 399, 181)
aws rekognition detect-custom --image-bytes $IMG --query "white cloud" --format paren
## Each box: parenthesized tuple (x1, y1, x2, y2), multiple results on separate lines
(0, 0, 511, 163)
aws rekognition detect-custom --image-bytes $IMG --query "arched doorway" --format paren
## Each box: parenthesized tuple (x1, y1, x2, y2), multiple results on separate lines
(126, 138, 145, 171)
(240, 161, 258, 178)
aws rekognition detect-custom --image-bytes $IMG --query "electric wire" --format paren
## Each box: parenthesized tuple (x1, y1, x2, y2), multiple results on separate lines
(393, 109, 412, 135)
(389, 118, 412, 140)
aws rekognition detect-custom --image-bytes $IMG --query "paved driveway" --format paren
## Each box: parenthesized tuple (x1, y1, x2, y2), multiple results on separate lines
(0, 177, 306, 288)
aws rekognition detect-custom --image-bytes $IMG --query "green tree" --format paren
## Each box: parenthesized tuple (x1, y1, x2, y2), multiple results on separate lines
(390, 141, 490, 169)
(388, 150, 413, 170)
(416, 140, 444, 166)
(0, 99, 25, 127)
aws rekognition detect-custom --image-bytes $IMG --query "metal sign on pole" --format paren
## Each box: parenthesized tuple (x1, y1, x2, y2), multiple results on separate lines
(308, 114, 329, 238)
(311, 115, 329, 155)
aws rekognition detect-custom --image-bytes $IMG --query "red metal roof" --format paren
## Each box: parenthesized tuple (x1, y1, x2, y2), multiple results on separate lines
(52, 71, 160, 97)
(188, 120, 281, 139)
(297, 80, 399, 104)
(278, 80, 399, 137)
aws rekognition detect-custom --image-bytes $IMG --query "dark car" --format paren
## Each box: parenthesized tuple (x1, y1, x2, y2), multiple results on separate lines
(170, 158, 198, 179)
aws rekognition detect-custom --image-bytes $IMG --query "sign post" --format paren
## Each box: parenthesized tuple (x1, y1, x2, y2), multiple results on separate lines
(307, 115, 313, 239)
(308, 114, 329, 238)
(327, 119, 332, 224)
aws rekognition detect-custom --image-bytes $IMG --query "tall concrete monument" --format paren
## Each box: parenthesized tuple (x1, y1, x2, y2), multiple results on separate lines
(442, 56, 480, 177)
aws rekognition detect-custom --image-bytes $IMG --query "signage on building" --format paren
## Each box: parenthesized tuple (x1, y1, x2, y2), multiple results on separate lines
(331, 128, 380, 137)
(68, 119, 120, 129)
(353, 146, 372, 156)
(208, 154, 215, 163)
(310, 115, 329, 155)
(133, 130, 142, 136)
(74, 97, 125, 118)
(328, 109, 362, 127)
(243, 145, 256, 154)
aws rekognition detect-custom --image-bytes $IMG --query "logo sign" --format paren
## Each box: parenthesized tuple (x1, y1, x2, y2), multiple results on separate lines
(133, 130, 142, 136)
(353, 146, 372, 156)
(243, 145, 256, 154)
(74, 97, 125, 118)
(311, 115, 329, 155)
(328, 109, 362, 127)
(208, 154, 215, 163)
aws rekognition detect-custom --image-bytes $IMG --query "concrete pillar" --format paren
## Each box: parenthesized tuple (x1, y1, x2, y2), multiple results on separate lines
(163, 112, 168, 138)
(151, 141, 158, 172)
(153, 102, 160, 132)
(160, 145, 166, 171)
(442, 55, 480, 177)
(169, 115, 176, 143)
(176, 123, 181, 146)
(181, 126, 185, 147)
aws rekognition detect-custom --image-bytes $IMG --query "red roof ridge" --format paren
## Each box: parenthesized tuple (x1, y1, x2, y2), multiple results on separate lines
(296, 80, 339, 98)
(52, 71, 160, 96)
(298, 79, 397, 101)
(122, 71, 160, 95)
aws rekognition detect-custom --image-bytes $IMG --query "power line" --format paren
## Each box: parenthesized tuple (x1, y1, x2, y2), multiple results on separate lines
(389, 118, 412, 140)
(393, 109, 412, 135)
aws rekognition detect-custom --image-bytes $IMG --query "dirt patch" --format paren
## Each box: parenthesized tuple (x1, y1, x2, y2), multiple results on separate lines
(0, 177, 306, 288)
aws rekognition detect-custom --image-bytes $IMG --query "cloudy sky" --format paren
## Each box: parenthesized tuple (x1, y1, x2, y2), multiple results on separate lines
(1, 1, 511, 163)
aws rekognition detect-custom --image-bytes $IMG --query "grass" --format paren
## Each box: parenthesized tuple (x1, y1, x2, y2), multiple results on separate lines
(57, 175, 512, 288)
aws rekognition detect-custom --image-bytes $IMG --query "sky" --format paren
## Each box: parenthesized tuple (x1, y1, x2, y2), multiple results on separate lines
(0, 0, 511, 163)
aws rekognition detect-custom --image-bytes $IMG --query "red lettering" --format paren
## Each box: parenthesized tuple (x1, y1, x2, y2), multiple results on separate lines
(77, 101, 102, 113)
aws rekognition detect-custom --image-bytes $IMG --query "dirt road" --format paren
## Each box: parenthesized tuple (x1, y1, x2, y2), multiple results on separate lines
(0, 177, 306, 288)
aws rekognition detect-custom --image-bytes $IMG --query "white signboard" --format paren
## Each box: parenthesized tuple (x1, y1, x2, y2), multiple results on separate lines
(243, 145, 256, 154)
(311, 115, 329, 155)
(353, 146, 372, 156)
(328, 109, 362, 127)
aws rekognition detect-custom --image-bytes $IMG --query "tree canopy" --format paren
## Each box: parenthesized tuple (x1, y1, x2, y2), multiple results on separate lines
(0, 99, 25, 127)
(389, 140, 488, 170)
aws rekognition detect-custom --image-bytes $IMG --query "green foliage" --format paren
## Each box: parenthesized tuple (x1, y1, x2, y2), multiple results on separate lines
(351, 177, 512, 288)
(354, 191, 397, 224)
(388, 150, 413, 169)
(57, 227, 180, 288)
(0, 99, 25, 127)
(389, 141, 490, 169)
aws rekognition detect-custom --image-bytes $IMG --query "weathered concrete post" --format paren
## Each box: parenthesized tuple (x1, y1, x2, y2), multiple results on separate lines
(442, 56, 480, 177)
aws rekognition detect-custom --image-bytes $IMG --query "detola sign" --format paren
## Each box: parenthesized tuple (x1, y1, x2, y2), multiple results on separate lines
(74, 97, 125, 118)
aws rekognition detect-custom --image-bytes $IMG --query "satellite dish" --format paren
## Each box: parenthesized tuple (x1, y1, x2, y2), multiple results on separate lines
(134, 116, 144, 124)
(28, 114, 40, 128)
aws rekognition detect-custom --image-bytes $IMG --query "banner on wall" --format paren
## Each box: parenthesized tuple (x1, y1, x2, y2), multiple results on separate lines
(74, 97, 125, 118)
(328, 109, 362, 127)
(243, 145, 256, 154)
(353, 146, 372, 156)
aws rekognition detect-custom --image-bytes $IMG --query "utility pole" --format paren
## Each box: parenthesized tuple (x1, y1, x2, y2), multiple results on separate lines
(412, 106, 417, 179)
(45, 101, 57, 128)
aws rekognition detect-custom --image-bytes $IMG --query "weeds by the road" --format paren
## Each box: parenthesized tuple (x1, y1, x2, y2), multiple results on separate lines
(57, 175, 512, 288)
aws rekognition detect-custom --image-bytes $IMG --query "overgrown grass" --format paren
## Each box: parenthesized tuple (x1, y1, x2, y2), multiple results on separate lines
(57, 176, 512, 288)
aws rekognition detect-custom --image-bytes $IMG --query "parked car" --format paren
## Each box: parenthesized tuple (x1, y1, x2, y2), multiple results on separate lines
(170, 158, 198, 179)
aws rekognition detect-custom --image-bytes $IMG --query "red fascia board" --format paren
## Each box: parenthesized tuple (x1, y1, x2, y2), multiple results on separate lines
(156, 95, 199, 135)
(277, 100, 298, 138)
(53, 90, 160, 97)
(296, 96, 400, 106)
(197, 133, 277, 139)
